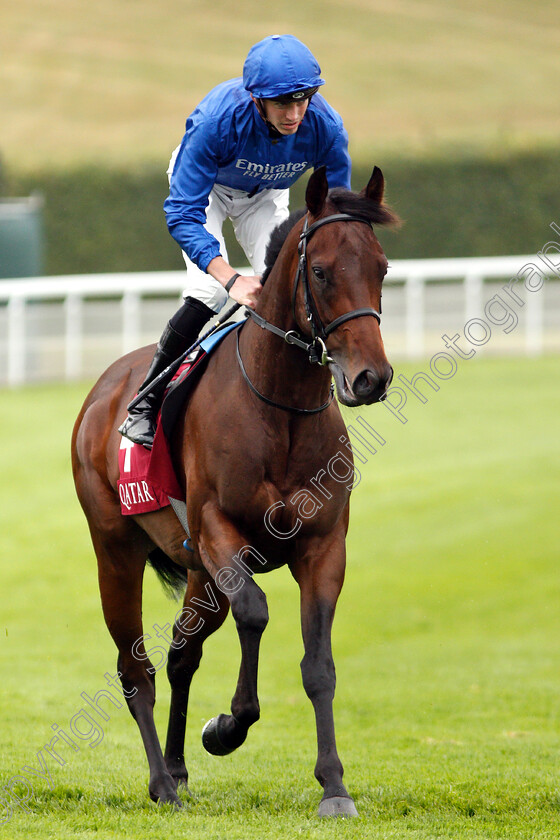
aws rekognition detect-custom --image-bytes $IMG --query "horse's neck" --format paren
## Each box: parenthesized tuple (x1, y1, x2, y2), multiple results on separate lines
(239, 251, 332, 412)
(256, 218, 302, 333)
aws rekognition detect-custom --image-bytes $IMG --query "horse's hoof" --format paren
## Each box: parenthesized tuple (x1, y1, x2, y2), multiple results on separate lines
(149, 771, 183, 807)
(318, 796, 358, 818)
(202, 714, 235, 756)
(153, 790, 182, 809)
(202, 714, 247, 755)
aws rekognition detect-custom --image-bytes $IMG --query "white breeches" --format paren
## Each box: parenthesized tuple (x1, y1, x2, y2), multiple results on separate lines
(176, 182, 290, 313)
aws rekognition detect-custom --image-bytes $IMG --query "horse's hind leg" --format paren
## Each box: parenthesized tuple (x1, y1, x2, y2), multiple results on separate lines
(94, 529, 181, 806)
(196, 506, 269, 756)
(164, 569, 230, 787)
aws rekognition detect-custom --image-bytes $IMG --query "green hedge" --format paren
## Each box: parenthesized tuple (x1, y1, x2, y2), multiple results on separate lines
(5, 147, 559, 275)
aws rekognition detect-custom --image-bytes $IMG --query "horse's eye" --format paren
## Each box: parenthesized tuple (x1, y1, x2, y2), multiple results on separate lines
(312, 266, 326, 282)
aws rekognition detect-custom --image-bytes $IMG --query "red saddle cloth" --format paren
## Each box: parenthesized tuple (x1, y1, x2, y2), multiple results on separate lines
(117, 362, 191, 516)
(117, 321, 241, 517)
(118, 437, 179, 515)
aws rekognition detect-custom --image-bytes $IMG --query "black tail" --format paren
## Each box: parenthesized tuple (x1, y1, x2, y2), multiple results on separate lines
(147, 548, 188, 600)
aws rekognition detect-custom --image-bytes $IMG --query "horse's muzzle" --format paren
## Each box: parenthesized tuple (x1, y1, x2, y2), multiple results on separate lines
(330, 362, 393, 407)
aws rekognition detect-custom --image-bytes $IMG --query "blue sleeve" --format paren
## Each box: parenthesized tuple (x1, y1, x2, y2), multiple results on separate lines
(163, 111, 222, 272)
(316, 124, 352, 190)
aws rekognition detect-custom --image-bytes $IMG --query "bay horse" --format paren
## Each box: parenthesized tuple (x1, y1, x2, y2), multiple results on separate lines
(71, 166, 398, 817)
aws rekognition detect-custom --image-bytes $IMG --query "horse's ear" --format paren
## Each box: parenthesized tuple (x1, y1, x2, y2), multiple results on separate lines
(363, 166, 385, 205)
(305, 166, 329, 217)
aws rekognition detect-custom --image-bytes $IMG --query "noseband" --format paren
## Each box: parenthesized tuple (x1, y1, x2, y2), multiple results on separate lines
(239, 212, 383, 413)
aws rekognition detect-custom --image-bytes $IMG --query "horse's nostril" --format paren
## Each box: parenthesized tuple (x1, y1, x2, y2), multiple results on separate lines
(353, 370, 378, 398)
(353, 365, 393, 402)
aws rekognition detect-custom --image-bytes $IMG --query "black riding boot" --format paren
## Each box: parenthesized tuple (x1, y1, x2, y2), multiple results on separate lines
(118, 296, 214, 448)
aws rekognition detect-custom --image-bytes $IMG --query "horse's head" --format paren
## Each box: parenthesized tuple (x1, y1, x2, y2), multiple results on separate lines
(294, 166, 399, 406)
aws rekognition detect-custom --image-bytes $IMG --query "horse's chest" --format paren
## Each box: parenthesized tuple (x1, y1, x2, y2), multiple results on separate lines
(227, 447, 352, 541)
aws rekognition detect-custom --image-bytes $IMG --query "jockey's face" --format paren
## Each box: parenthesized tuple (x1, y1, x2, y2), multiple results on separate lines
(255, 97, 310, 135)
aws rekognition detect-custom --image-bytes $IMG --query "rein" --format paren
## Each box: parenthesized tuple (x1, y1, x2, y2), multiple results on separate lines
(236, 329, 335, 415)
(238, 212, 381, 414)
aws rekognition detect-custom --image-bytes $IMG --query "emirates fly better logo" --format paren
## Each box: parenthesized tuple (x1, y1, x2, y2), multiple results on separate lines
(234, 158, 309, 182)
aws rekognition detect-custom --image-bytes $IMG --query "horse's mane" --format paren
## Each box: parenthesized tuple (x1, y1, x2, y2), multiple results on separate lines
(261, 187, 398, 284)
(261, 209, 306, 284)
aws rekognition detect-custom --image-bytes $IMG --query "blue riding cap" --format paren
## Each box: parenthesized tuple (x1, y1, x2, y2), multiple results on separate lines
(243, 34, 325, 100)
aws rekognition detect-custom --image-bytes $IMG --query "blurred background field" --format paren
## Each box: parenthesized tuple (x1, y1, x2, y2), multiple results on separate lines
(3, 0, 559, 166)
(1, 0, 559, 273)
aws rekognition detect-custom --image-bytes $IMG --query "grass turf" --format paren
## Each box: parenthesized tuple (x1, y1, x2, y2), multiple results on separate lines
(0, 355, 559, 838)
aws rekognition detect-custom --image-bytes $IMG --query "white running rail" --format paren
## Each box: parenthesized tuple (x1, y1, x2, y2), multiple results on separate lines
(0, 255, 558, 385)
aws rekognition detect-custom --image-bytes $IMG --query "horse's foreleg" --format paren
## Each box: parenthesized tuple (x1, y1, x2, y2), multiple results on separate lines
(164, 569, 230, 787)
(291, 533, 358, 818)
(196, 506, 269, 755)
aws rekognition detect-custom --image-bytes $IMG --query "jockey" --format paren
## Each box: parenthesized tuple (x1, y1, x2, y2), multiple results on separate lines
(119, 33, 352, 447)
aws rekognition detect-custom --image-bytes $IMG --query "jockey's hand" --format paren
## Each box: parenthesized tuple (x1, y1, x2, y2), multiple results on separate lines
(227, 273, 262, 309)
(206, 256, 263, 310)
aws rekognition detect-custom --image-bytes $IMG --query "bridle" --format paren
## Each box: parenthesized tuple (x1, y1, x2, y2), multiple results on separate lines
(237, 212, 383, 415)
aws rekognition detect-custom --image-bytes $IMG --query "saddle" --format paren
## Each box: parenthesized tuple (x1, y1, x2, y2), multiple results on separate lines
(117, 321, 241, 519)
